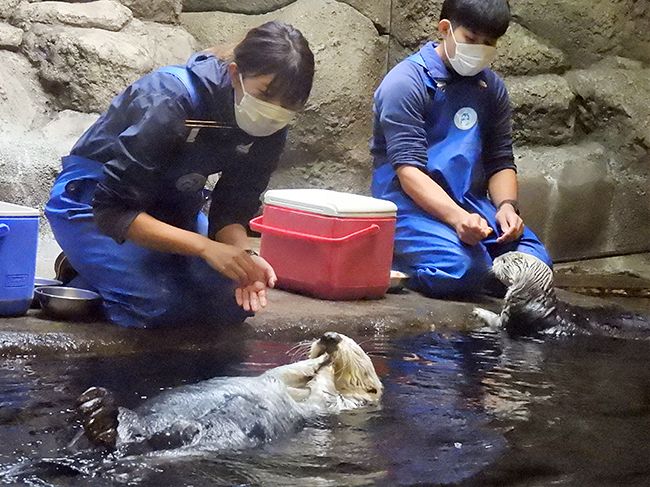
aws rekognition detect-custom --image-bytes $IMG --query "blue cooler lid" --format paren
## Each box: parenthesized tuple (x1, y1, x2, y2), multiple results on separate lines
(0, 202, 40, 217)
(263, 189, 397, 218)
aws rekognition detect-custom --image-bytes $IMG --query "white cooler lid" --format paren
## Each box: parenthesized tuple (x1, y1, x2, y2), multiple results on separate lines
(263, 189, 397, 218)
(0, 201, 40, 217)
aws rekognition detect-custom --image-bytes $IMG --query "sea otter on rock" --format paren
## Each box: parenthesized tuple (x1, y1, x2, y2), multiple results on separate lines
(76, 332, 383, 456)
(473, 252, 650, 338)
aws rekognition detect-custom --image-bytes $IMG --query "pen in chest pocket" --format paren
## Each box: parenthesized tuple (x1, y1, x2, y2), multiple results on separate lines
(184, 119, 236, 143)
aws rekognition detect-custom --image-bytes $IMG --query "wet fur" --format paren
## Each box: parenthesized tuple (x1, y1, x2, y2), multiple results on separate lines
(76, 332, 382, 455)
(474, 252, 650, 338)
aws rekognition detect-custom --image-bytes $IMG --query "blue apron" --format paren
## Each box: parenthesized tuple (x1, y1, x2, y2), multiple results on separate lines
(372, 53, 551, 297)
(44, 67, 250, 328)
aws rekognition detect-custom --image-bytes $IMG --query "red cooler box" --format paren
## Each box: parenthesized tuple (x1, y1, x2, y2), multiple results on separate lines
(250, 189, 397, 300)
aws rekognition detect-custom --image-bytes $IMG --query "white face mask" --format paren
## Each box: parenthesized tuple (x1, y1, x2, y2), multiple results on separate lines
(444, 24, 497, 77)
(234, 73, 295, 137)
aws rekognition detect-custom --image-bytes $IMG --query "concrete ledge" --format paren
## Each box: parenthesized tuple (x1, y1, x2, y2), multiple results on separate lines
(0, 289, 499, 357)
(2, 284, 648, 358)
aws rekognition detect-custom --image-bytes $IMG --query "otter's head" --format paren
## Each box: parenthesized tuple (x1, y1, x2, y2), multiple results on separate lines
(492, 252, 554, 295)
(492, 252, 558, 336)
(309, 332, 383, 404)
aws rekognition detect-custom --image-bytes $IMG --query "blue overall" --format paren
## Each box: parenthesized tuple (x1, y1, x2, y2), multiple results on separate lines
(45, 58, 283, 328)
(372, 46, 551, 297)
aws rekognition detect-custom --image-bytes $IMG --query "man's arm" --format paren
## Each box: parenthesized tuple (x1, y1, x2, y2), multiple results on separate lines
(397, 166, 492, 245)
(376, 62, 492, 246)
(488, 168, 524, 243)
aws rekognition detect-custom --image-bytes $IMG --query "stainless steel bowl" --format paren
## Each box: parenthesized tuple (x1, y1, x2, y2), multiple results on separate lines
(34, 286, 103, 321)
(34, 277, 63, 288)
(31, 278, 64, 309)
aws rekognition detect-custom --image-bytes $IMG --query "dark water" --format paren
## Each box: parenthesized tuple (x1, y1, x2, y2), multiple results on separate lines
(1, 328, 650, 486)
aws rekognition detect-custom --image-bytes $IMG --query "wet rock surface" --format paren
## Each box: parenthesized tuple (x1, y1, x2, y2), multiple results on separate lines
(2, 280, 648, 358)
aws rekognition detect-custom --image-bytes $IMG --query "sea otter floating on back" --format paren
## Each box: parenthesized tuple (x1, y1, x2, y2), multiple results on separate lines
(77, 332, 383, 456)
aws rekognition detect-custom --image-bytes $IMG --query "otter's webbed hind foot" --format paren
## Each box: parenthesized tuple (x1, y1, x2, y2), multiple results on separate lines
(76, 387, 118, 449)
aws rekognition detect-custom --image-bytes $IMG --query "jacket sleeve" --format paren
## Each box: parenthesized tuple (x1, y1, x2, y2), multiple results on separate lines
(207, 128, 287, 239)
(483, 76, 517, 178)
(374, 62, 430, 169)
(92, 81, 190, 243)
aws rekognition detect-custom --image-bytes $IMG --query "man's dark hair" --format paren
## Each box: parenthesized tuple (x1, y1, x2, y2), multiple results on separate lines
(234, 21, 315, 109)
(440, 0, 511, 39)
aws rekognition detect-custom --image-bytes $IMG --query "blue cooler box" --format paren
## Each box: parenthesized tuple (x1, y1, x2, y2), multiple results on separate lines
(0, 202, 40, 316)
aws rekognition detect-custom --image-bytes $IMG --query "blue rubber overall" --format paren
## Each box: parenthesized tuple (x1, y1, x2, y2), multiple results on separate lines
(45, 64, 252, 328)
(46, 154, 249, 329)
(372, 49, 551, 297)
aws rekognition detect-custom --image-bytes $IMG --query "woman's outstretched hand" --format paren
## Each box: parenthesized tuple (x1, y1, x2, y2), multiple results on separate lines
(235, 256, 277, 312)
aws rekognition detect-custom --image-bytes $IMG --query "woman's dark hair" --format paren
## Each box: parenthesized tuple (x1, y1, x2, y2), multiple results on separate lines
(234, 21, 315, 109)
(440, 0, 511, 39)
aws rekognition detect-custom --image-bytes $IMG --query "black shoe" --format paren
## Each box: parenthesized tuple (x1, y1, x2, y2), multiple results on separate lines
(54, 252, 78, 285)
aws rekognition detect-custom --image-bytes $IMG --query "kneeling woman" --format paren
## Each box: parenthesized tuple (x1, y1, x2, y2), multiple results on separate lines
(45, 22, 315, 328)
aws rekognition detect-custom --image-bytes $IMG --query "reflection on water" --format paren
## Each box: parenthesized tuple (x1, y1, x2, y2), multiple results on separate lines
(1, 329, 650, 486)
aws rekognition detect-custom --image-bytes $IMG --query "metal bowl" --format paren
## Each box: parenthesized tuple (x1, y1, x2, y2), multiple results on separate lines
(34, 286, 103, 321)
(31, 278, 64, 309)
(34, 277, 63, 288)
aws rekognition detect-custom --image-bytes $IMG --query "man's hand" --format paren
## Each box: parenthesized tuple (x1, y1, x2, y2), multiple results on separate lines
(495, 204, 524, 243)
(453, 213, 493, 246)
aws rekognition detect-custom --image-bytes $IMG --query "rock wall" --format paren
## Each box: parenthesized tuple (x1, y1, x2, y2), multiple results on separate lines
(0, 0, 648, 261)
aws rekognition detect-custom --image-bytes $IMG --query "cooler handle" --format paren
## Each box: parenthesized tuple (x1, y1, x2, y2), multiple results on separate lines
(0, 224, 9, 237)
(249, 216, 380, 243)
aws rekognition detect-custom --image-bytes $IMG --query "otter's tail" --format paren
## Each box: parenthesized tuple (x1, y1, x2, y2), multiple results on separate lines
(76, 387, 119, 449)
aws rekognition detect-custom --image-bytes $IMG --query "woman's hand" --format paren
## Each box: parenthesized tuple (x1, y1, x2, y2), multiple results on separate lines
(495, 205, 524, 243)
(453, 212, 493, 246)
(235, 256, 277, 312)
(200, 241, 264, 285)
(235, 281, 267, 312)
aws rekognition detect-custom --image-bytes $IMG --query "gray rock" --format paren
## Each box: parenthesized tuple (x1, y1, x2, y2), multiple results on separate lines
(0, 109, 97, 233)
(626, 0, 650, 62)
(387, 36, 411, 70)
(181, 0, 387, 195)
(182, 0, 295, 14)
(506, 74, 576, 146)
(493, 23, 569, 77)
(564, 64, 650, 256)
(40, 109, 99, 156)
(0, 21, 22, 47)
(511, 0, 631, 67)
(0, 127, 61, 219)
(120, 0, 183, 24)
(516, 142, 615, 261)
(122, 19, 197, 67)
(0, 0, 20, 19)
(0, 50, 51, 133)
(341, 0, 390, 34)
(390, 0, 443, 49)
(22, 21, 195, 112)
(565, 65, 650, 161)
(14, 0, 133, 32)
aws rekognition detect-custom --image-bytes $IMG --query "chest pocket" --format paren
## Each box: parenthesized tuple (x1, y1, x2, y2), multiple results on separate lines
(157, 66, 248, 191)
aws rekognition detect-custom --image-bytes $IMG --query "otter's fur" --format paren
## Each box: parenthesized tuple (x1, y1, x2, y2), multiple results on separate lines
(473, 252, 650, 338)
(76, 332, 382, 456)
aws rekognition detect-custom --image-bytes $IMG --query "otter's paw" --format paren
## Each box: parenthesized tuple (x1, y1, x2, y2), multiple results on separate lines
(76, 386, 118, 449)
(472, 307, 501, 329)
